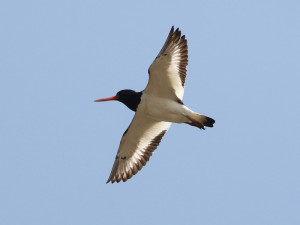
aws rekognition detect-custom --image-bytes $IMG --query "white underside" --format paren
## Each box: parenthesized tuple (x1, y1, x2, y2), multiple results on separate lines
(138, 93, 195, 123)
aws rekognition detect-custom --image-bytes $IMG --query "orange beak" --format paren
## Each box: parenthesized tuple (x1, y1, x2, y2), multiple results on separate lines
(94, 96, 118, 102)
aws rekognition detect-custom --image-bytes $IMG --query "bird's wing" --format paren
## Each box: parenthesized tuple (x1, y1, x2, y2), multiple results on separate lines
(106, 111, 171, 183)
(144, 26, 188, 101)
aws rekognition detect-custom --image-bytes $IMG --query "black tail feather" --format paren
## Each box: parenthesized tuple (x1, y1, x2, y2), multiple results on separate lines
(203, 116, 215, 127)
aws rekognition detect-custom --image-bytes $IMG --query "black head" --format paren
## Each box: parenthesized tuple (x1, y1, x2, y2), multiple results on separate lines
(94, 89, 142, 112)
(116, 89, 142, 111)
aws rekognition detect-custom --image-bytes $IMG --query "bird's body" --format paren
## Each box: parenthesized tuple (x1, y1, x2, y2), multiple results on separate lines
(95, 27, 215, 183)
(139, 94, 185, 123)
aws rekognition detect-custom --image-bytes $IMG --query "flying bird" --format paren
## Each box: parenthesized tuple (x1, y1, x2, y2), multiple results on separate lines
(95, 26, 215, 183)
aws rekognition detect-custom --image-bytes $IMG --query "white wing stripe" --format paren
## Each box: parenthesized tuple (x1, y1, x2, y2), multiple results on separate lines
(145, 27, 188, 100)
(106, 111, 171, 183)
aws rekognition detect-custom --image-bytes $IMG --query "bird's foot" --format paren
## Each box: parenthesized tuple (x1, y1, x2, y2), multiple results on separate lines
(185, 116, 205, 130)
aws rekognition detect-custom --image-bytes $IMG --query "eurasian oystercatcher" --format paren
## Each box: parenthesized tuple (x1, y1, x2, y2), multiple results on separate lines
(95, 26, 215, 183)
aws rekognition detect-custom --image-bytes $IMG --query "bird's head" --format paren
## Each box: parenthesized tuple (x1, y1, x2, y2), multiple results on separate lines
(94, 89, 142, 111)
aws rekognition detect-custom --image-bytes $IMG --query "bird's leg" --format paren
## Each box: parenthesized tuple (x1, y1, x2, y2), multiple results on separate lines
(185, 115, 205, 130)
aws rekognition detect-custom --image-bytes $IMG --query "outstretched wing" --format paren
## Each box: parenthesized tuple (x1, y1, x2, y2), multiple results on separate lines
(106, 111, 171, 183)
(145, 26, 188, 101)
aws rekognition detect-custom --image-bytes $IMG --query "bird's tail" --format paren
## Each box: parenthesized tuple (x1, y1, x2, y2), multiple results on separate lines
(186, 113, 215, 130)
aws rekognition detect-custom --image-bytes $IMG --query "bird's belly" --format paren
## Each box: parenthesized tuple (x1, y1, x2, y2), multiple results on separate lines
(138, 95, 188, 123)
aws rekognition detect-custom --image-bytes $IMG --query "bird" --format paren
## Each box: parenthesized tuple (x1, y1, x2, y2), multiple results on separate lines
(95, 26, 215, 183)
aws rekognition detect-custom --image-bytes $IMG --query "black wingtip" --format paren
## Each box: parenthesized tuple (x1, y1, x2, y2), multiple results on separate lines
(169, 26, 175, 34)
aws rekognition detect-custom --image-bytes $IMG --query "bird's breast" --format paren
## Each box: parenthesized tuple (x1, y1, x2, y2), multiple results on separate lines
(137, 93, 188, 123)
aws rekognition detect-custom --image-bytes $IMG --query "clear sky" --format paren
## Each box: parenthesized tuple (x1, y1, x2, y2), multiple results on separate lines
(1, 0, 299, 224)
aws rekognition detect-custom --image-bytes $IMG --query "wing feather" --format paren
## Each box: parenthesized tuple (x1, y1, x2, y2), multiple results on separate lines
(145, 26, 188, 100)
(106, 111, 171, 183)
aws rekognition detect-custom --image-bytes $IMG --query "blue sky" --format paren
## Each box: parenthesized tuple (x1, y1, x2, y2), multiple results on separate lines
(1, 0, 300, 224)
